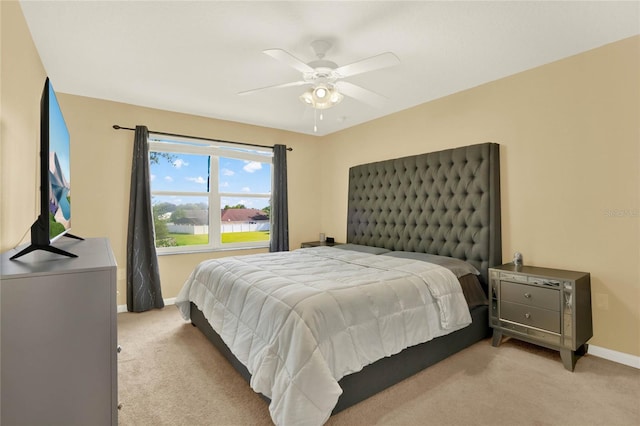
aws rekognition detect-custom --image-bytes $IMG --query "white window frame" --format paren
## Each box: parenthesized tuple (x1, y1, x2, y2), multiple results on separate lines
(148, 133, 273, 255)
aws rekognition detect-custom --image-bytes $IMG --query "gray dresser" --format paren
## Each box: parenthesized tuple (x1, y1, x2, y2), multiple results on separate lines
(489, 263, 592, 371)
(1, 237, 118, 425)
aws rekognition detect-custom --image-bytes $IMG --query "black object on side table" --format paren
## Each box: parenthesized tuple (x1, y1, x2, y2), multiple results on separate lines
(489, 263, 592, 371)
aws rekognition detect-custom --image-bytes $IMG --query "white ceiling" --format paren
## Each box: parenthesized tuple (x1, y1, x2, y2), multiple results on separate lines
(20, 1, 640, 137)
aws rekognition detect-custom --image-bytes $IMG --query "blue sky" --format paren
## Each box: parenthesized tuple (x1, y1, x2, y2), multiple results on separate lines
(49, 82, 70, 179)
(150, 153, 271, 209)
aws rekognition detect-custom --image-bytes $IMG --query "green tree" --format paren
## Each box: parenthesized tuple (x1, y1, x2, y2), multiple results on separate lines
(149, 152, 177, 165)
(223, 204, 246, 210)
(151, 203, 171, 241)
(153, 202, 176, 218)
(170, 209, 187, 222)
(154, 216, 170, 240)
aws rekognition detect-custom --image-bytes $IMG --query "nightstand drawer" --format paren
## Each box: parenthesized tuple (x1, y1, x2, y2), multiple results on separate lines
(500, 301, 560, 333)
(498, 321, 562, 345)
(501, 281, 559, 311)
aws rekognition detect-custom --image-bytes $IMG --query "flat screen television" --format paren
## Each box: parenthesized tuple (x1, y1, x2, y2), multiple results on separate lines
(11, 77, 82, 260)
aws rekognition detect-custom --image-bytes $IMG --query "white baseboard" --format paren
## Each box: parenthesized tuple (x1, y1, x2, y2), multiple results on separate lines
(117, 297, 176, 313)
(115, 301, 639, 370)
(588, 345, 640, 369)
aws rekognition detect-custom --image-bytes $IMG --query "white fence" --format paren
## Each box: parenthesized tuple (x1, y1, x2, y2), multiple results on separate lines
(221, 222, 270, 233)
(167, 224, 209, 235)
(168, 222, 270, 235)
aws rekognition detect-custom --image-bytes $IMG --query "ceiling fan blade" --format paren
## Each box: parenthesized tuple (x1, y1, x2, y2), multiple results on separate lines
(238, 80, 308, 96)
(263, 48, 315, 74)
(335, 81, 388, 108)
(335, 52, 400, 78)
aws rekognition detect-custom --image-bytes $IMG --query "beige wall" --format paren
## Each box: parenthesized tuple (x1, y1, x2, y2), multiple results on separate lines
(56, 95, 321, 304)
(1, 1, 322, 306)
(1, 1, 47, 249)
(2, 2, 638, 357)
(318, 36, 640, 357)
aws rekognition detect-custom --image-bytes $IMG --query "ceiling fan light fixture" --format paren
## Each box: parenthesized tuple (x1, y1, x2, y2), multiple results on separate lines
(300, 84, 343, 110)
(300, 91, 314, 105)
(314, 86, 328, 100)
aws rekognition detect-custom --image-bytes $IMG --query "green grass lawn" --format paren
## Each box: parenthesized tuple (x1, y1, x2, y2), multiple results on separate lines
(169, 231, 270, 246)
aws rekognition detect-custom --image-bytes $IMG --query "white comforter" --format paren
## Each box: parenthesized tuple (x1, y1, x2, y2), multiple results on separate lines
(175, 246, 471, 426)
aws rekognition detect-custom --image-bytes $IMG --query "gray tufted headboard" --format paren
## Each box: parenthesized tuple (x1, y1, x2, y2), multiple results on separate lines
(347, 143, 501, 286)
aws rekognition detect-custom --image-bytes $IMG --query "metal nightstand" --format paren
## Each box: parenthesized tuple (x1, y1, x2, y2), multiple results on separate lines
(489, 263, 593, 371)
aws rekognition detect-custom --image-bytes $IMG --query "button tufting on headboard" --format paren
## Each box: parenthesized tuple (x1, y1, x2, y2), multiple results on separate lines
(346, 143, 501, 286)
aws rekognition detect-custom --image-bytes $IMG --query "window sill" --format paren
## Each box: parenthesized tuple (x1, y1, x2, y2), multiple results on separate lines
(156, 244, 269, 256)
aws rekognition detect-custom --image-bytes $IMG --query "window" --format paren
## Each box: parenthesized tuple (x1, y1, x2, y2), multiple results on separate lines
(149, 134, 272, 254)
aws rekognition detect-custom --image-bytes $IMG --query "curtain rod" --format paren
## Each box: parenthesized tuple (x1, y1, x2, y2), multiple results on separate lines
(112, 125, 292, 151)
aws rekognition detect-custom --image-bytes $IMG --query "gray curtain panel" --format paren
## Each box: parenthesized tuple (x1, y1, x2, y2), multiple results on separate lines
(269, 144, 289, 252)
(126, 125, 164, 312)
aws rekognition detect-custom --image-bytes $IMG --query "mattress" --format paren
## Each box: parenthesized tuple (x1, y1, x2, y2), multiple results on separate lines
(175, 246, 479, 426)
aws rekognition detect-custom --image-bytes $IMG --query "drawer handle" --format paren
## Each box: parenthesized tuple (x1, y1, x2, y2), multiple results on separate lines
(524, 313, 531, 319)
(524, 293, 531, 298)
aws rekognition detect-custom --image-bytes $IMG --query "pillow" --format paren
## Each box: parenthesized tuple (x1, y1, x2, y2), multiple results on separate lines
(333, 244, 391, 255)
(381, 251, 480, 278)
(458, 274, 489, 307)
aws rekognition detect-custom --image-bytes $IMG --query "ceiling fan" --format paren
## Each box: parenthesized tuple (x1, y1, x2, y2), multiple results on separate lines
(239, 40, 400, 110)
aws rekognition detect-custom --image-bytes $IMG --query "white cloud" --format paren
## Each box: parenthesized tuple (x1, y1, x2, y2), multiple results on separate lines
(243, 161, 262, 173)
(186, 176, 207, 184)
(150, 174, 156, 181)
(241, 186, 251, 192)
(173, 158, 189, 168)
(221, 168, 235, 176)
(164, 176, 173, 182)
(220, 181, 229, 188)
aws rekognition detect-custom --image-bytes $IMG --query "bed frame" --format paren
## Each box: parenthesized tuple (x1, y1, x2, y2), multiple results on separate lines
(190, 142, 501, 415)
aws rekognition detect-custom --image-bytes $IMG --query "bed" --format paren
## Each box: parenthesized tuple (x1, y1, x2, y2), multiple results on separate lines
(175, 142, 501, 425)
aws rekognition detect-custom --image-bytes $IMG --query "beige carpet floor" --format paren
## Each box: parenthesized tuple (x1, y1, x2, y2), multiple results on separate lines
(117, 307, 639, 426)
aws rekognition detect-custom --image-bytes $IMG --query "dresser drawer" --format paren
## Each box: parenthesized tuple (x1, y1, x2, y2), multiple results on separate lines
(500, 301, 560, 333)
(500, 281, 559, 311)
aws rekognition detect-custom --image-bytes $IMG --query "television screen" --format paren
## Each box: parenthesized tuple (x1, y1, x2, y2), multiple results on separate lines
(46, 80, 72, 241)
(10, 77, 81, 260)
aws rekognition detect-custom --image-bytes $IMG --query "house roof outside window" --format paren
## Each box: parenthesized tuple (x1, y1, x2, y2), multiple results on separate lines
(221, 208, 268, 223)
